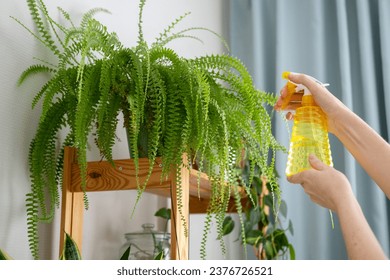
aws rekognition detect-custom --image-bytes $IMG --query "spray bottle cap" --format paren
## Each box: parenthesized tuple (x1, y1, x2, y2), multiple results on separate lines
(297, 84, 315, 106)
(280, 71, 329, 108)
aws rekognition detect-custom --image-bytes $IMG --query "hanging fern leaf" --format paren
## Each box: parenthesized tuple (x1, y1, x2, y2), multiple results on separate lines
(17, 64, 55, 86)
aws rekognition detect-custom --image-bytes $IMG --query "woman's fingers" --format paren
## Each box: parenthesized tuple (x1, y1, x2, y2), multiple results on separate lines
(308, 154, 326, 171)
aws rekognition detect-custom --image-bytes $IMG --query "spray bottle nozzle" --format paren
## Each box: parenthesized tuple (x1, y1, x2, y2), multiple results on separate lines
(280, 71, 329, 108)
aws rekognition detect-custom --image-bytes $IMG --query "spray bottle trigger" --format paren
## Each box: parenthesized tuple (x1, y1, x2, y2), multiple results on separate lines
(280, 80, 298, 110)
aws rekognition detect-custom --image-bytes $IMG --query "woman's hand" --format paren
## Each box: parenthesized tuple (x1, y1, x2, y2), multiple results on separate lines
(274, 72, 348, 135)
(287, 154, 353, 213)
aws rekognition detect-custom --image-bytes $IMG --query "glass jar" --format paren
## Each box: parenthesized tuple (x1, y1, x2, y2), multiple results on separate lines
(121, 223, 170, 260)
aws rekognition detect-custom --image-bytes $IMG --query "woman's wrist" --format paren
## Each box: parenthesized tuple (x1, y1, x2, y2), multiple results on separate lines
(327, 105, 354, 138)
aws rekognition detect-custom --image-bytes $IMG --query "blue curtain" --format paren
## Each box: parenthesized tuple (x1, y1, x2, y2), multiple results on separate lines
(229, 0, 390, 259)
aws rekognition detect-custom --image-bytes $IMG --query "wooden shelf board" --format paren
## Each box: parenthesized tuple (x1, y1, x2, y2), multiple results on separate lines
(68, 156, 242, 214)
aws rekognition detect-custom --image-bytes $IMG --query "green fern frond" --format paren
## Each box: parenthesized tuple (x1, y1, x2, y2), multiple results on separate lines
(153, 12, 191, 46)
(75, 19, 122, 97)
(80, 7, 111, 30)
(26, 192, 39, 259)
(145, 67, 164, 162)
(74, 64, 102, 207)
(137, 0, 147, 45)
(64, 28, 84, 46)
(29, 100, 67, 219)
(161, 85, 184, 175)
(27, 94, 75, 258)
(40, 75, 67, 121)
(232, 185, 247, 257)
(57, 7, 75, 28)
(26, 0, 60, 56)
(160, 33, 205, 47)
(35, 0, 70, 53)
(96, 94, 122, 164)
(58, 41, 83, 68)
(124, 48, 145, 124)
(96, 59, 114, 127)
(200, 209, 213, 260)
(183, 27, 230, 52)
(55, 134, 75, 197)
(164, 27, 230, 52)
(173, 166, 189, 237)
(18, 64, 55, 86)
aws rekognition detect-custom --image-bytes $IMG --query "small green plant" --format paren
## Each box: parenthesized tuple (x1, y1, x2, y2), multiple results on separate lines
(223, 160, 295, 260)
(59, 233, 82, 260)
(120, 207, 171, 260)
(15, 0, 286, 259)
(153, 207, 171, 259)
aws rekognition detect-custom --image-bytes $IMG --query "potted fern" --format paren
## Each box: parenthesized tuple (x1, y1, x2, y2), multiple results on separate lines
(15, 0, 286, 259)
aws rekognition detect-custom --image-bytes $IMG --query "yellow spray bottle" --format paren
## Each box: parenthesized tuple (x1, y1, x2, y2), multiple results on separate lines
(282, 72, 333, 177)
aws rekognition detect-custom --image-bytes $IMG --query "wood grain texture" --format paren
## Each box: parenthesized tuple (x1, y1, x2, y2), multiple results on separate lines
(170, 154, 189, 260)
(70, 157, 171, 192)
(59, 147, 84, 256)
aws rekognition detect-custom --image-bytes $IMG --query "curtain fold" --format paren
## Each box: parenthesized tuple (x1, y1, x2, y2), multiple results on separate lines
(229, 0, 390, 259)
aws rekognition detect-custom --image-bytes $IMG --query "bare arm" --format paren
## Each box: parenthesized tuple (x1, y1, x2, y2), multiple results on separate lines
(288, 155, 387, 260)
(337, 189, 387, 259)
(332, 108, 390, 199)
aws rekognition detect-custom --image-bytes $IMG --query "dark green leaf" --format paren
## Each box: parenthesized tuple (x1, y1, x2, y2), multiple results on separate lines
(288, 220, 294, 235)
(249, 207, 261, 226)
(0, 248, 12, 260)
(246, 229, 262, 246)
(263, 194, 274, 208)
(272, 229, 289, 249)
(244, 220, 253, 236)
(264, 240, 276, 259)
(288, 244, 296, 260)
(120, 245, 131, 260)
(259, 210, 269, 228)
(249, 187, 259, 207)
(279, 199, 287, 218)
(154, 251, 164, 260)
(60, 233, 81, 260)
(154, 207, 171, 220)
(252, 176, 262, 195)
(222, 216, 235, 236)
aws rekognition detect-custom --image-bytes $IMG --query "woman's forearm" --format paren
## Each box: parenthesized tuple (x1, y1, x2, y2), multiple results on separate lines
(337, 195, 387, 259)
(333, 108, 390, 199)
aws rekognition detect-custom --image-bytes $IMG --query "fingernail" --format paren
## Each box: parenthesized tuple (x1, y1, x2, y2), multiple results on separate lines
(282, 71, 290, 79)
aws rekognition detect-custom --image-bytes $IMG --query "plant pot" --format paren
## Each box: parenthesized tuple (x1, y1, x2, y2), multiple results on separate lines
(126, 127, 151, 159)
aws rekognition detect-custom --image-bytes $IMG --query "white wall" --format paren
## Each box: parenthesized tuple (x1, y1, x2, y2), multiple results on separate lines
(0, 0, 242, 260)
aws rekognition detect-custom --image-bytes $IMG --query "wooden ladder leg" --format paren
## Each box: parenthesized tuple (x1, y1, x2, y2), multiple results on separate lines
(170, 154, 190, 260)
(59, 147, 85, 256)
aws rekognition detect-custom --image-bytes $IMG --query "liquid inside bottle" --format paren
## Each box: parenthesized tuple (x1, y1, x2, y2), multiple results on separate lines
(286, 95, 333, 176)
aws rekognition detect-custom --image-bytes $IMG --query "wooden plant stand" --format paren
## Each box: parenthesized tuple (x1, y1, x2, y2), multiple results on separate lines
(59, 147, 240, 260)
